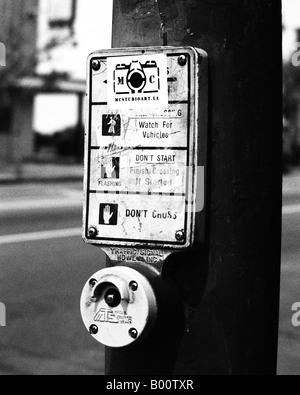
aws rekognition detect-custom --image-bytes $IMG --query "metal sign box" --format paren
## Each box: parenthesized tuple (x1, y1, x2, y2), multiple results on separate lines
(83, 46, 207, 250)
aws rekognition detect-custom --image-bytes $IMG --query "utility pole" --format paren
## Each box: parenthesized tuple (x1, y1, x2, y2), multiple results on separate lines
(105, 0, 282, 375)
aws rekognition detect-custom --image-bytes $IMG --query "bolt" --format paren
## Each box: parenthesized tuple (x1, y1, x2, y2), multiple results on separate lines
(129, 281, 138, 292)
(92, 60, 101, 71)
(89, 278, 97, 289)
(175, 230, 185, 242)
(89, 325, 98, 335)
(178, 55, 187, 66)
(129, 328, 138, 339)
(186, 28, 194, 36)
(88, 227, 98, 238)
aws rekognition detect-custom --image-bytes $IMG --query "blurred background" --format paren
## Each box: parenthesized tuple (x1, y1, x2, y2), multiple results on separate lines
(0, 0, 112, 375)
(0, 0, 298, 375)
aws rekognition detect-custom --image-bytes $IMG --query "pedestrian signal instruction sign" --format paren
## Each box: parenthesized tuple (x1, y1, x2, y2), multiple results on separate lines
(84, 47, 206, 250)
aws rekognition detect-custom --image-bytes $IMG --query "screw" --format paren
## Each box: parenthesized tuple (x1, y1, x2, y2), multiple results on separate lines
(88, 227, 98, 238)
(178, 55, 187, 66)
(186, 28, 194, 36)
(175, 230, 185, 242)
(129, 281, 138, 292)
(129, 328, 138, 339)
(89, 278, 97, 289)
(92, 60, 101, 71)
(89, 325, 99, 335)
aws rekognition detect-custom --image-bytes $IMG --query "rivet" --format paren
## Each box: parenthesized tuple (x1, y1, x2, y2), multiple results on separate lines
(88, 227, 98, 238)
(89, 325, 99, 335)
(178, 55, 187, 66)
(175, 230, 185, 242)
(92, 60, 101, 71)
(129, 281, 138, 292)
(89, 278, 97, 289)
(129, 328, 138, 339)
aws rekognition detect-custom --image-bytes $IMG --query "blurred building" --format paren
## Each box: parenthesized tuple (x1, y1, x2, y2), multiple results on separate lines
(0, 0, 38, 163)
(0, 0, 85, 166)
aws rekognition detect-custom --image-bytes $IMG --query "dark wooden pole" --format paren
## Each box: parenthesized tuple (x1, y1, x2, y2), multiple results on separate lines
(106, 0, 282, 375)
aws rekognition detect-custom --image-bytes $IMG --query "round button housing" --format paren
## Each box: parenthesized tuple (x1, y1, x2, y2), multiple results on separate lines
(80, 267, 157, 348)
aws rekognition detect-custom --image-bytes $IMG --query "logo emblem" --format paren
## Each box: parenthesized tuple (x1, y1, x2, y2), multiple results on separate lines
(107, 53, 168, 109)
(114, 60, 160, 95)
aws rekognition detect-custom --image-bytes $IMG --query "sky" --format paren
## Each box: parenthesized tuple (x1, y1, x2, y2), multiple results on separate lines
(34, 0, 299, 134)
(34, 0, 113, 134)
(282, 0, 300, 59)
(37, 0, 113, 79)
(282, 0, 300, 28)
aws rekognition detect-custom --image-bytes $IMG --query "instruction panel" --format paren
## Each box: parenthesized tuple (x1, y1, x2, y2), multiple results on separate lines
(84, 48, 200, 248)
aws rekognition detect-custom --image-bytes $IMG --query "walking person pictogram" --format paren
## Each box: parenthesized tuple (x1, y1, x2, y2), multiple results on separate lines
(107, 117, 117, 134)
(102, 115, 121, 136)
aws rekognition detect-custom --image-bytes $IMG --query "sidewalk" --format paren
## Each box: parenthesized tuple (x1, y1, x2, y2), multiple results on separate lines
(0, 182, 83, 212)
(0, 163, 84, 184)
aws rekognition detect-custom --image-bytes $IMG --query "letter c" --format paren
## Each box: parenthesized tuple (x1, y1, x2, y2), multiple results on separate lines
(149, 75, 155, 84)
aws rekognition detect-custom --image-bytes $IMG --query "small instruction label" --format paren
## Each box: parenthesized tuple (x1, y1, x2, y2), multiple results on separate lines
(94, 308, 133, 325)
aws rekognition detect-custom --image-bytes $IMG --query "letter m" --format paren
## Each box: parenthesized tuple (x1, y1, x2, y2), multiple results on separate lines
(0, 303, 6, 327)
(118, 77, 124, 85)
(0, 43, 6, 67)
